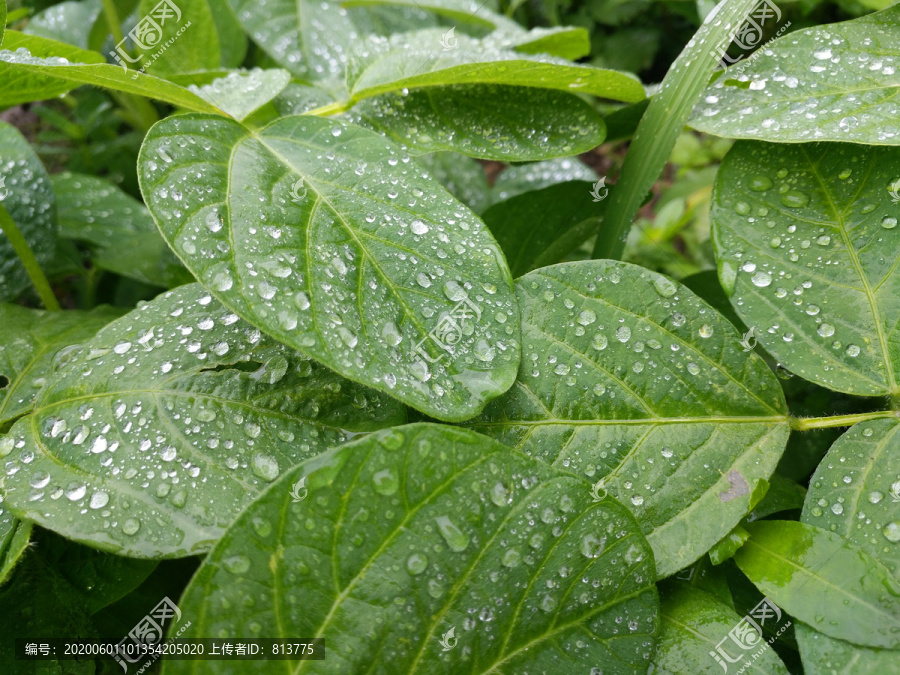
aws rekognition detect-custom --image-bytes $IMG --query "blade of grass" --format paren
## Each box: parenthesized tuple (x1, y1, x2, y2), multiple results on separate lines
(592, 0, 760, 260)
(0, 203, 60, 310)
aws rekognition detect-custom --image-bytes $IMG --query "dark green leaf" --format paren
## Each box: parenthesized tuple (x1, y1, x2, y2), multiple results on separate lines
(414, 152, 490, 213)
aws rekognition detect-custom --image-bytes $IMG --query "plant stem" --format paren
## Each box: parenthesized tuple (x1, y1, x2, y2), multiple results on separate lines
(0, 204, 60, 311)
(789, 410, 897, 431)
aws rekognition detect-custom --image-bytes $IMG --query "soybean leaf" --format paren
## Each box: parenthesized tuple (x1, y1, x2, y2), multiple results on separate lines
(52, 171, 191, 288)
(208, 0, 249, 68)
(0, 501, 30, 585)
(0, 31, 224, 114)
(691, 6, 900, 145)
(482, 181, 602, 277)
(0, 283, 405, 558)
(24, 0, 103, 50)
(797, 419, 900, 673)
(414, 152, 490, 213)
(711, 141, 900, 397)
(138, 114, 520, 421)
(467, 261, 790, 578)
(164, 424, 660, 674)
(350, 85, 606, 161)
(734, 520, 900, 649)
(345, 30, 645, 105)
(0, 303, 119, 427)
(133, 0, 220, 75)
(185, 69, 292, 121)
(492, 157, 597, 202)
(342, 0, 501, 29)
(651, 585, 789, 674)
(0, 121, 58, 302)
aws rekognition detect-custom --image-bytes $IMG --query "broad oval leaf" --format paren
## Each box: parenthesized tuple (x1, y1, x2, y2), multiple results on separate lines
(734, 520, 900, 649)
(651, 585, 789, 674)
(350, 84, 606, 161)
(691, 6, 900, 145)
(797, 419, 900, 673)
(467, 261, 790, 577)
(346, 30, 645, 105)
(138, 114, 521, 421)
(52, 172, 191, 288)
(712, 141, 900, 396)
(164, 424, 660, 674)
(0, 120, 57, 302)
(185, 69, 292, 121)
(0, 303, 119, 426)
(0, 283, 405, 557)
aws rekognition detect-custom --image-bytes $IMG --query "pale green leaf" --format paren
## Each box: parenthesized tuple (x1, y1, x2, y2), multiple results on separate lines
(735, 520, 900, 649)
(491, 157, 597, 202)
(138, 114, 520, 421)
(711, 141, 900, 396)
(0, 506, 31, 586)
(691, 6, 900, 145)
(24, 0, 103, 50)
(52, 171, 191, 288)
(164, 424, 660, 674)
(0, 120, 57, 302)
(0, 283, 405, 557)
(350, 84, 606, 161)
(797, 419, 900, 673)
(185, 69, 291, 120)
(467, 261, 790, 577)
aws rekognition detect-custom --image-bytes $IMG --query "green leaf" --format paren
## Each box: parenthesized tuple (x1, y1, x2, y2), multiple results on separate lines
(747, 474, 805, 522)
(734, 520, 900, 649)
(208, 0, 249, 68)
(0, 303, 119, 426)
(466, 260, 790, 577)
(707, 525, 749, 566)
(52, 171, 191, 288)
(797, 419, 900, 673)
(342, 0, 501, 29)
(482, 181, 602, 277)
(0, 31, 224, 113)
(591, 0, 762, 259)
(0, 283, 405, 557)
(492, 157, 597, 202)
(0, 120, 58, 302)
(691, 6, 900, 145)
(24, 0, 103, 50)
(185, 69, 292, 121)
(164, 424, 660, 674)
(414, 152, 490, 213)
(651, 585, 789, 674)
(133, 0, 220, 75)
(350, 84, 606, 161)
(138, 114, 521, 421)
(711, 141, 900, 397)
(0, 507, 30, 586)
(345, 30, 645, 105)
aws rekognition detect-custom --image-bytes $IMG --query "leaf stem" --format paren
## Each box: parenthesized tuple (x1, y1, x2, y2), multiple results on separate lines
(789, 410, 898, 431)
(0, 203, 60, 311)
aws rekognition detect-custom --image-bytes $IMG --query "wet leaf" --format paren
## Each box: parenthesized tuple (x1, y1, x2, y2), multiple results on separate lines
(651, 585, 789, 674)
(0, 31, 224, 113)
(414, 152, 490, 213)
(52, 171, 191, 288)
(0, 283, 405, 557)
(482, 181, 602, 277)
(734, 520, 900, 649)
(24, 0, 103, 50)
(164, 424, 660, 674)
(0, 503, 31, 586)
(491, 157, 596, 202)
(467, 261, 790, 577)
(0, 303, 119, 427)
(346, 30, 645, 105)
(351, 84, 606, 161)
(134, 0, 221, 75)
(691, 6, 900, 145)
(0, 120, 57, 302)
(186, 69, 292, 121)
(139, 114, 520, 421)
(797, 419, 900, 673)
(712, 141, 900, 396)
